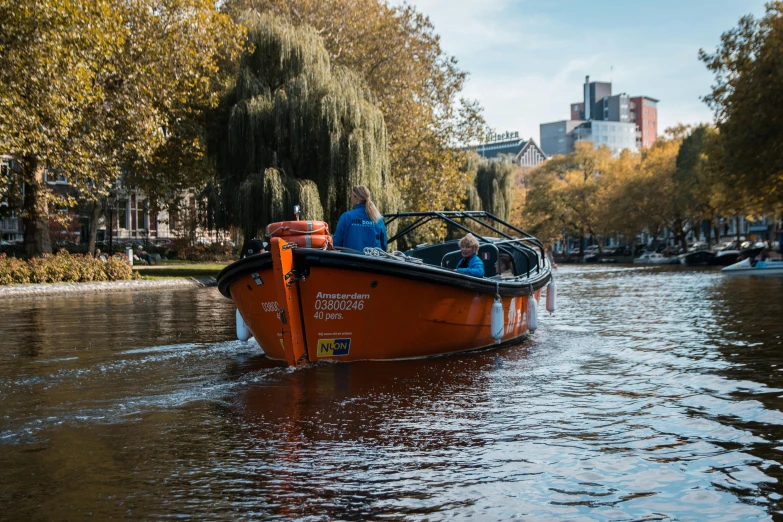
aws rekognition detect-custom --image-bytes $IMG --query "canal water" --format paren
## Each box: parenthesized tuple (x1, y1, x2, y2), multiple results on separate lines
(1, 266, 782, 520)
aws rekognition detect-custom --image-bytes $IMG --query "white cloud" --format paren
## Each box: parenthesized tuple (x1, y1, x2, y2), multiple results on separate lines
(393, 0, 765, 145)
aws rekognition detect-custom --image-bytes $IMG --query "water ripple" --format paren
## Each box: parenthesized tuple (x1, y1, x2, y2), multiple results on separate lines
(0, 267, 782, 520)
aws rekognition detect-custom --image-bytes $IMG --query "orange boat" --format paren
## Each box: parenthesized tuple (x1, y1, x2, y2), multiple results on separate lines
(217, 211, 554, 366)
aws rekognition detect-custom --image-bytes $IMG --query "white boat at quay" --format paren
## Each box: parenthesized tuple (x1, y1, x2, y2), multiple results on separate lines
(722, 258, 783, 275)
(633, 252, 679, 265)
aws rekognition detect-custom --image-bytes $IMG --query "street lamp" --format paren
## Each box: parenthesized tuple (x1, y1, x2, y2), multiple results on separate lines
(107, 193, 116, 255)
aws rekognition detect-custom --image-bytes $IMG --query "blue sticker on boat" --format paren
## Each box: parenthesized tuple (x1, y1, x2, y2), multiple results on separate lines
(317, 338, 351, 356)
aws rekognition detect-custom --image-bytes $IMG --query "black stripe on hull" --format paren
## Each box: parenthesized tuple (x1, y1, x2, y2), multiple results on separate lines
(218, 249, 551, 299)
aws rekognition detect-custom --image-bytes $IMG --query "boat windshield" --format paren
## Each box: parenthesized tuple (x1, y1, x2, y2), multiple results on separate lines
(383, 211, 548, 277)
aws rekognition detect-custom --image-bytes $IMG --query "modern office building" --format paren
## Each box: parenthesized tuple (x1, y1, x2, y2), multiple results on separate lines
(543, 76, 659, 156)
(540, 121, 587, 157)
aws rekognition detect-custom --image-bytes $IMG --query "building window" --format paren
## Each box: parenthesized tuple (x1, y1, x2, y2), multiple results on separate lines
(558, 128, 564, 133)
(117, 200, 128, 229)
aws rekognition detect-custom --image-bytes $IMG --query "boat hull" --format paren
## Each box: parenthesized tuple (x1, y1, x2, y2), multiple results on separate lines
(678, 250, 715, 266)
(220, 246, 549, 364)
(722, 259, 783, 275)
(712, 250, 740, 266)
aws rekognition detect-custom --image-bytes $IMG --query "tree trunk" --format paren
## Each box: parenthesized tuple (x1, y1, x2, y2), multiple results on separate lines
(735, 215, 741, 243)
(22, 155, 52, 258)
(88, 199, 103, 255)
(712, 216, 722, 247)
(580, 230, 586, 264)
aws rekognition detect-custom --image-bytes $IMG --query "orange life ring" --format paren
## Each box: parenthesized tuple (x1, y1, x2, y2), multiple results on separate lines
(282, 234, 333, 249)
(266, 220, 330, 237)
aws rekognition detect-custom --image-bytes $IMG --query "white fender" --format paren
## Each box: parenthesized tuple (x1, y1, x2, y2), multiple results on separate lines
(546, 279, 556, 314)
(236, 309, 251, 342)
(527, 294, 538, 332)
(491, 295, 504, 344)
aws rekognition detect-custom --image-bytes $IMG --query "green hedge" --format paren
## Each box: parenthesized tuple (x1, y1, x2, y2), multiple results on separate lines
(0, 250, 138, 285)
(174, 241, 237, 262)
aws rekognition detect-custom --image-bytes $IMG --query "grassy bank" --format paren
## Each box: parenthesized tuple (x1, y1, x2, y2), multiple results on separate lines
(134, 263, 230, 280)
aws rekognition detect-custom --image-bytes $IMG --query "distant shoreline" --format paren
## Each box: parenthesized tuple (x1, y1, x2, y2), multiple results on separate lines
(0, 277, 217, 299)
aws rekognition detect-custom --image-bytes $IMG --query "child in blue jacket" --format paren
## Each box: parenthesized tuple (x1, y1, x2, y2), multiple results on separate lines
(456, 233, 484, 277)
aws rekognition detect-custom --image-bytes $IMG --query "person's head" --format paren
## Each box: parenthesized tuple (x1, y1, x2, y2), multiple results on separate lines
(351, 185, 381, 223)
(499, 254, 512, 272)
(242, 238, 266, 258)
(459, 233, 480, 258)
(95, 249, 101, 255)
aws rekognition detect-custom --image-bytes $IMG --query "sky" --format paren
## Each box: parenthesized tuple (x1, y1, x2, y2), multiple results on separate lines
(399, 0, 769, 144)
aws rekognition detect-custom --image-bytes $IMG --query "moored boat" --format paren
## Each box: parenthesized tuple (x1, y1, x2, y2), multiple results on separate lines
(633, 252, 679, 265)
(712, 249, 741, 266)
(217, 211, 553, 366)
(722, 258, 783, 275)
(678, 250, 716, 266)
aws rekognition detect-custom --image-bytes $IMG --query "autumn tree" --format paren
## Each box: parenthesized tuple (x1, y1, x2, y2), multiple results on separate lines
(223, 0, 486, 216)
(0, 0, 243, 256)
(524, 142, 612, 259)
(642, 134, 698, 251)
(596, 149, 648, 248)
(675, 125, 737, 246)
(208, 13, 395, 238)
(700, 1, 783, 212)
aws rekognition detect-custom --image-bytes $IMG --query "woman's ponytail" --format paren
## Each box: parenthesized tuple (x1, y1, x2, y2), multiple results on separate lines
(352, 185, 381, 223)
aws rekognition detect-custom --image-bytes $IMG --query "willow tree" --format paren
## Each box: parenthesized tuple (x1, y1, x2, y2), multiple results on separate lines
(223, 0, 486, 215)
(471, 157, 516, 222)
(210, 13, 395, 239)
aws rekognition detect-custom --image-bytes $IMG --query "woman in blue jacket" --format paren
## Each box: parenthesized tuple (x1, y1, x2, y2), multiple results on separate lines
(333, 185, 387, 251)
(456, 233, 484, 277)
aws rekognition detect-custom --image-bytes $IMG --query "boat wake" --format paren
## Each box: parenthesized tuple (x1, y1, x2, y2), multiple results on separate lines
(0, 338, 283, 444)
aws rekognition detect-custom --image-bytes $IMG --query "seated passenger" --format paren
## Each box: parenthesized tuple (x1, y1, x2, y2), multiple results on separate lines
(333, 185, 387, 251)
(456, 233, 484, 277)
(241, 238, 267, 259)
(499, 254, 514, 278)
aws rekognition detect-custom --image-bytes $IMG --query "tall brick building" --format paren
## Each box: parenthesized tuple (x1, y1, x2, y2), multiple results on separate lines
(629, 96, 658, 149)
(540, 76, 659, 156)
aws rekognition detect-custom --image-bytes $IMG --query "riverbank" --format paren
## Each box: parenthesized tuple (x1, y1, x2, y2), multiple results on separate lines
(0, 262, 229, 297)
(0, 276, 217, 298)
(134, 262, 228, 280)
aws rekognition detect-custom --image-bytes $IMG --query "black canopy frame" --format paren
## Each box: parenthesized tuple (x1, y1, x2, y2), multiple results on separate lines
(384, 211, 547, 275)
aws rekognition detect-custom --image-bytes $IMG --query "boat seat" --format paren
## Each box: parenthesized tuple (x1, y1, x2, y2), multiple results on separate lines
(441, 243, 500, 277)
(501, 245, 537, 277)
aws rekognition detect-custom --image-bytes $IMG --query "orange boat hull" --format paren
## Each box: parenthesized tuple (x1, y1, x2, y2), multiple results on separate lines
(230, 266, 540, 363)
(220, 241, 550, 365)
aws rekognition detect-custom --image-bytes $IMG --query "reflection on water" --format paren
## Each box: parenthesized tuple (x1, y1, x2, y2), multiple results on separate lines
(1, 267, 782, 519)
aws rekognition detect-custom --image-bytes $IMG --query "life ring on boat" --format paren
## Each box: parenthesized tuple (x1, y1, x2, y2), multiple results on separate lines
(280, 234, 333, 249)
(266, 220, 333, 249)
(266, 220, 330, 237)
